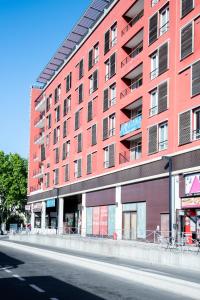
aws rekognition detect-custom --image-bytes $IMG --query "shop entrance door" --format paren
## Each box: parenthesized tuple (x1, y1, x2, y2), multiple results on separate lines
(123, 211, 137, 240)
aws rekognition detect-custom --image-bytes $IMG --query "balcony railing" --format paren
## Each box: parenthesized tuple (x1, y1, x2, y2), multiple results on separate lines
(193, 129, 200, 140)
(34, 113, 45, 127)
(35, 96, 45, 112)
(120, 114, 142, 137)
(149, 105, 158, 116)
(159, 140, 168, 151)
(159, 21, 169, 36)
(119, 144, 142, 164)
(121, 42, 143, 68)
(121, 10, 144, 36)
(120, 76, 143, 99)
(34, 130, 45, 144)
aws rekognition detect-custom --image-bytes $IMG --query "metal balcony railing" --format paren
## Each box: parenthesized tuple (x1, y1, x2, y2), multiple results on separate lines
(149, 105, 158, 116)
(34, 112, 45, 126)
(120, 76, 143, 99)
(193, 129, 200, 140)
(159, 21, 169, 36)
(121, 10, 144, 36)
(121, 42, 143, 68)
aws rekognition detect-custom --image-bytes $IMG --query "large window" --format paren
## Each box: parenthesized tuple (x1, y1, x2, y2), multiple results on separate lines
(150, 42, 168, 79)
(104, 23, 117, 54)
(89, 70, 98, 94)
(159, 122, 168, 151)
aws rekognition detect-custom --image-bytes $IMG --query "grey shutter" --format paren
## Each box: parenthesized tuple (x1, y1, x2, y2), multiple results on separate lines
(87, 154, 92, 174)
(63, 120, 67, 138)
(57, 105, 60, 121)
(179, 111, 191, 145)
(104, 30, 110, 54)
(41, 144, 46, 161)
(110, 53, 116, 78)
(103, 117, 108, 140)
(192, 60, 200, 97)
(63, 99, 67, 116)
(109, 144, 115, 167)
(182, 0, 193, 18)
(149, 13, 158, 45)
(64, 164, 69, 181)
(159, 42, 168, 75)
(75, 111, 79, 130)
(53, 128, 57, 144)
(158, 81, 168, 113)
(77, 159, 82, 178)
(55, 148, 59, 164)
(78, 84, 83, 103)
(148, 125, 158, 154)
(54, 88, 58, 104)
(92, 124, 97, 145)
(88, 101, 93, 122)
(103, 89, 109, 112)
(93, 70, 98, 91)
(77, 133, 82, 153)
(62, 143, 66, 160)
(66, 75, 69, 92)
(88, 49, 93, 70)
(79, 59, 84, 79)
(181, 23, 193, 60)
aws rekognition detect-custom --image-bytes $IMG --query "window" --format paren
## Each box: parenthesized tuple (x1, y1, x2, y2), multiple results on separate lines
(88, 43, 99, 70)
(149, 7, 169, 45)
(74, 159, 82, 178)
(130, 140, 142, 160)
(54, 85, 61, 104)
(94, 44, 99, 64)
(63, 120, 67, 138)
(89, 70, 98, 94)
(159, 122, 168, 150)
(66, 140, 70, 157)
(150, 42, 168, 79)
(64, 164, 69, 182)
(62, 140, 70, 160)
(45, 173, 50, 188)
(149, 13, 158, 44)
(110, 84, 116, 106)
(181, 0, 194, 18)
(111, 23, 117, 47)
(66, 72, 72, 92)
(54, 148, 59, 164)
(160, 6, 169, 35)
(78, 59, 84, 79)
(91, 124, 97, 146)
(105, 53, 116, 81)
(87, 153, 92, 175)
(104, 23, 117, 54)
(55, 105, 60, 122)
(63, 96, 71, 116)
(109, 114, 116, 136)
(53, 169, 59, 185)
(152, 0, 159, 7)
(103, 84, 116, 112)
(47, 114, 52, 129)
(46, 95, 52, 112)
(148, 122, 168, 154)
(103, 114, 116, 140)
(181, 22, 193, 60)
(104, 144, 115, 168)
(87, 100, 93, 122)
(150, 81, 168, 116)
(192, 60, 200, 97)
(194, 109, 200, 140)
(78, 84, 83, 104)
(179, 110, 191, 145)
(53, 126, 60, 144)
(75, 110, 80, 130)
(77, 133, 82, 153)
(150, 89, 158, 116)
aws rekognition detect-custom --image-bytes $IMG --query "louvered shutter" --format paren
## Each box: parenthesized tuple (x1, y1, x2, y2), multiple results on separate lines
(87, 101, 93, 122)
(88, 49, 93, 70)
(57, 105, 60, 121)
(63, 99, 67, 116)
(159, 42, 168, 75)
(79, 59, 84, 79)
(77, 159, 82, 178)
(149, 13, 158, 45)
(148, 125, 158, 154)
(87, 154, 92, 174)
(104, 30, 110, 54)
(92, 124, 97, 146)
(103, 89, 109, 112)
(109, 144, 115, 167)
(93, 70, 98, 91)
(75, 111, 79, 130)
(179, 111, 191, 145)
(64, 164, 69, 181)
(62, 143, 66, 160)
(41, 144, 46, 161)
(63, 120, 67, 138)
(192, 60, 200, 97)
(158, 81, 168, 113)
(181, 0, 193, 18)
(53, 128, 57, 145)
(103, 117, 108, 140)
(77, 133, 82, 153)
(78, 84, 83, 103)
(66, 75, 69, 92)
(181, 23, 193, 60)
(55, 148, 59, 164)
(110, 53, 116, 78)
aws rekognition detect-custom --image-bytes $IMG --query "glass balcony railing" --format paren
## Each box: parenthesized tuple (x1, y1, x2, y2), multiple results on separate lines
(120, 114, 142, 137)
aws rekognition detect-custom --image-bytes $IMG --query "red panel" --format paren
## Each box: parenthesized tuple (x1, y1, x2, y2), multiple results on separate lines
(92, 207, 100, 235)
(99, 206, 108, 236)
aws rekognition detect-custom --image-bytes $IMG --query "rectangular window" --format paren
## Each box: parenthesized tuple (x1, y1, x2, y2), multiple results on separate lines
(104, 30, 110, 54)
(74, 159, 82, 178)
(105, 53, 116, 81)
(104, 23, 117, 54)
(104, 144, 115, 168)
(87, 153, 92, 175)
(150, 89, 158, 116)
(75, 110, 80, 130)
(53, 169, 59, 185)
(77, 133, 82, 153)
(88, 43, 99, 70)
(159, 122, 168, 150)
(192, 60, 200, 97)
(111, 23, 117, 47)
(66, 140, 70, 157)
(54, 148, 59, 164)
(181, 0, 194, 18)
(148, 125, 158, 154)
(149, 13, 158, 45)
(150, 81, 168, 116)
(159, 6, 169, 35)
(109, 114, 116, 137)
(47, 114, 52, 129)
(63, 120, 67, 138)
(55, 105, 60, 122)
(63, 96, 71, 116)
(152, 0, 159, 7)
(62, 142, 67, 160)
(79, 59, 84, 79)
(66, 72, 72, 92)
(53, 126, 60, 144)
(181, 22, 193, 60)
(54, 84, 61, 104)
(150, 42, 168, 79)
(103, 84, 116, 112)
(89, 70, 98, 94)
(130, 140, 142, 160)
(91, 124, 97, 146)
(110, 83, 116, 106)
(45, 173, 50, 188)
(46, 94, 52, 112)
(64, 164, 69, 182)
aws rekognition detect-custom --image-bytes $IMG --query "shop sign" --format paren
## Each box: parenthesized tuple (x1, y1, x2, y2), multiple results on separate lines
(25, 205, 31, 211)
(33, 202, 42, 212)
(46, 199, 56, 208)
(182, 197, 200, 208)
(185, 174, 200, 196)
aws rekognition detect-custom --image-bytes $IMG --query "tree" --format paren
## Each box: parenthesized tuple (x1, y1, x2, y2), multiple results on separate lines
(0, 151, 27, 226)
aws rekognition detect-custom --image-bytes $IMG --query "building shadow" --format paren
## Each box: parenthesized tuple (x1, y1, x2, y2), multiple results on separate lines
(0, 250, 24, 270)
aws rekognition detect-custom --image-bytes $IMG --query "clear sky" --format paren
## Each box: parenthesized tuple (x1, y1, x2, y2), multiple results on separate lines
(0, 0, 91, 158)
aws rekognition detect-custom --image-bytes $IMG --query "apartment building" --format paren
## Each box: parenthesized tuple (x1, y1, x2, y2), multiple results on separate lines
(28, 0, 200, 241)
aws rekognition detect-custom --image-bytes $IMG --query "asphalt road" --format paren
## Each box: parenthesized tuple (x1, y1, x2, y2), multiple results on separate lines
(0, 240, 199, 300)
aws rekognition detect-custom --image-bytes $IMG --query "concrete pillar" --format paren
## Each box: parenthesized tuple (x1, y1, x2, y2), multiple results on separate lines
(41, 201, 46, 230)
(115, 186, 122, 240)
(81, 193, 86, 237)
(30, 203, 34, 231)
(58, 197, 64, 234)
(172, 175, 181, 238)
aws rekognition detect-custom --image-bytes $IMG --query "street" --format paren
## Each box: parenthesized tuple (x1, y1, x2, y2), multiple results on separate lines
(0, 240, 200, 300)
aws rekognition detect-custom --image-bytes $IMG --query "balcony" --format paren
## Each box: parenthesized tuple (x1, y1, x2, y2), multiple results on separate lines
(121, 0, 144, 37)
(33, 166, 44, 179)
(120, 64, 143, 99)
(35, 95, 45, 112)
(34, 130, 45, 145)
(120, 114, 142, 137)
(119, 136, 142, 164)
(121, 29, 143, 68)
(34, 113, 45, 128)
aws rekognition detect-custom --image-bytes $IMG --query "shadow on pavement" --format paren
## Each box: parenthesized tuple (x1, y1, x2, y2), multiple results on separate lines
(0, 250, 24, 270)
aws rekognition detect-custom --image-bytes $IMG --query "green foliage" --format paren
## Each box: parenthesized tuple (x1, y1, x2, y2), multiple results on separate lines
(0, 151, 28, 221)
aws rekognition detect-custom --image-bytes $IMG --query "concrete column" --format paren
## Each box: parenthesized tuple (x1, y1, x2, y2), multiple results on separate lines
(172, 175, 181, 238)
(115, 186, 122, 240)
(81, 193, 86, 237)
(30, 203, 34, 231)
(41, 201, 46, 230)
(58, 197, 64, 234)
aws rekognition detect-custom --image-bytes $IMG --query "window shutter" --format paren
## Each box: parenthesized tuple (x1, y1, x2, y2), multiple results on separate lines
(91, 124, 97, 146)
(110, 53, 116, 77)
(109, 144, 115, 167)
(63, 99, 67, 116)
(64, 164, 69, 181)
(159, 42, 168, 75)
(149, 13, 158, 45)
(55, 148, 59, 164)
(75, 111, 79, 130)
(63, 120, 67, 138)
(53, 128, 57, 145)
(103, 117, 108, 140)
(77, 159, 82, 178)
(93, 70, 98, 91)
(41, 144, 46, 161)
(181, 0, 193, 18)
(158, 81, 168, 113)
(148, 125, 158, 154)
(104, 30, 110, 54)
(57, 105, 60, 121)
(88, 101, 93, 122)
(192, 60, 200, 97)
(77, 133, 82, 153)
(79, 59, 83, 79)
(62, 143, 66, 160)
(78, 84, 83, 103)
(103, 89, 109, 112)
(88, 49, 93, 70)
(66, 75, 69, 92)
(179, 111, 191, 145)
(87, 154, 92, 174)
(181, 23, 193, 60)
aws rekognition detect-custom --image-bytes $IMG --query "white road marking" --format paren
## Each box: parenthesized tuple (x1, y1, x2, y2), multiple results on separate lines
(12, 274, 25, 281)
(50, 298, 59, 300)
(4, 268, 12, 273)
(29, 284, 45, 293)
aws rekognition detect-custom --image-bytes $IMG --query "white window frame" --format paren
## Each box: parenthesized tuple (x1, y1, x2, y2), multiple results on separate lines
(110, 83, 116, 106)
(194, 108, 200, 140)
(159, 6, 169, 36)
(130, 140, 142, 160)
(150, 89, 158, 116)
(111, 24, 117, 47)
(159, 122, 168, 151)
(104, 146, 109, 168)
(151, 52, 158, 79)
(109, 114, 116, 137)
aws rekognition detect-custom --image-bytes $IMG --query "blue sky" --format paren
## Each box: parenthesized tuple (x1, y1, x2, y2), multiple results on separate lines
(0, 0, 91, 158)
